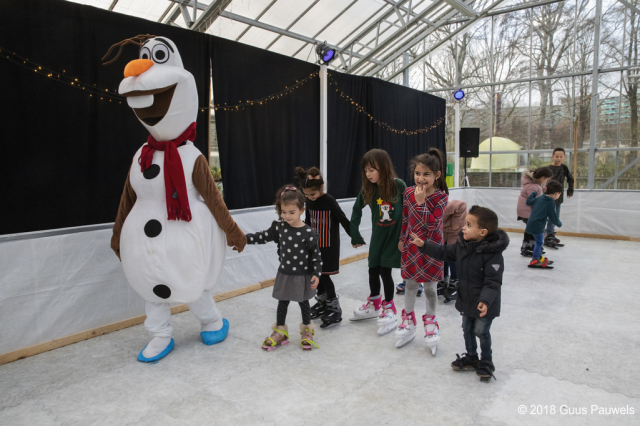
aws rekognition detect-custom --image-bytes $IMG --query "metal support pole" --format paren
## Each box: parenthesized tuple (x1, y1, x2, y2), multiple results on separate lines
(455, 102, 461, 187)
(454, 35, 461, 187)
(489, 15, 495, 188)
(403, 52, 410, 86)
(320, 65, 328, 190)
(588, 0, 603, 189)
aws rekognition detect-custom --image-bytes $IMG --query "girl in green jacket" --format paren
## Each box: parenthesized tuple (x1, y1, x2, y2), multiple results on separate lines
(349, 149, 406, 336)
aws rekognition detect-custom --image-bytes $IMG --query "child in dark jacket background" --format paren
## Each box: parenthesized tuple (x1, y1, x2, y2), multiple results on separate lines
(409, 205, 509, 381)
(526, 180, 563, 269)
(517, 167, 552, 256)
(546, 148, 574, 247)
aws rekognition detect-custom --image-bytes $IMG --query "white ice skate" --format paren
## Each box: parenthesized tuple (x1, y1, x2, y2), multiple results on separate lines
(376, 300, 398, 336)
(423, 314, 440, 356)
(349, 295, 382, 321)
(394, 309, 417, 348)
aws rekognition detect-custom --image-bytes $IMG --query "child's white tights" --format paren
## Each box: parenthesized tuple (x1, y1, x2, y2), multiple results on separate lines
(404, 280, 437, 315)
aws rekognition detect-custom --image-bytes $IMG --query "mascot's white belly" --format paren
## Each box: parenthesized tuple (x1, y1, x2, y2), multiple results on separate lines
(120, 142, 226, 304)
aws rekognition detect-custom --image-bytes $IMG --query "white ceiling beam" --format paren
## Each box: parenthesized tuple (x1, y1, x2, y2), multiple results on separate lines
(219, 11, 382, 63)
(363, 0, 471, 76)
(384, 0, 506, 81)
(617, 0, 640, 15)
(158, 3, 175, 22)
(339, 0, 411, 59)
(346, 0, 444, 74)
(192, 0, 234, 32)
(291, 0, 359, 58)
(236, 0, 278, 41)
(442, 0, 478, 17)
(179, 3, 194, 27)
(265, 0, 319, 50)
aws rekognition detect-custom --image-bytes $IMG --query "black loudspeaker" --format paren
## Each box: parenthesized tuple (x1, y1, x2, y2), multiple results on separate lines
(460, 128, 480, 158)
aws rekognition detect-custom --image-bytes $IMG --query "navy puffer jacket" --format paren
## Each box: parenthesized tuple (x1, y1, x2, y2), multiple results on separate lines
(419, 229, 509, 319)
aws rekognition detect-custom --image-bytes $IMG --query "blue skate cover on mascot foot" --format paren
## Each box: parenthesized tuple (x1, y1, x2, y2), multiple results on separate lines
(201, 318, 230, 345)
(137, 338, 175, 363)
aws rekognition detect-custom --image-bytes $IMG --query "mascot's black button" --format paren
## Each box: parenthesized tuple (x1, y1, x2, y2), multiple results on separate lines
(144, 220, 162, 238)
(153, 284, 171, 299)
(172, 190, 178, 199)
(143, 164, 160, 180)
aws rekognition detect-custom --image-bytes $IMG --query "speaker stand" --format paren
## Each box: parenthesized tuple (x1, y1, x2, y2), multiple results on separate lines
(463, 157, 470, 187)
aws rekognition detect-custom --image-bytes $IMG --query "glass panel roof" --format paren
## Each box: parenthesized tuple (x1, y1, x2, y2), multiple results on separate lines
(65, 0, 489, 78)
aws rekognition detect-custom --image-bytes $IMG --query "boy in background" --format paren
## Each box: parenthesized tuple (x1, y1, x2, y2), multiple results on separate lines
(546, 148, 574, 247)
(410, 206, 509, 381)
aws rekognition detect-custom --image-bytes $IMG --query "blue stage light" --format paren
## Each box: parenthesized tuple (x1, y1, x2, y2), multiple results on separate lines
(316, 42, 337, 65)
(323, 49, 335, 62)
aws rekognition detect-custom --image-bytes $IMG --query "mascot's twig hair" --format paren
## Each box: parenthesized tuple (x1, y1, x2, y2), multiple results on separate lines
(102, 34, 156, 66)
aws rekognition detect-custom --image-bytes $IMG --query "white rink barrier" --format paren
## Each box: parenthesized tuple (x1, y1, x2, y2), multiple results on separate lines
(1, 188, 638, 359)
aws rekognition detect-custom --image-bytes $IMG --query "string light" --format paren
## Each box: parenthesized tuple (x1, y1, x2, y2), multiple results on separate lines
(1, 46, 124, 103)
(213, 70, 320, 112)
(1, 46, 209, 111)
(328, 73, 450, 136)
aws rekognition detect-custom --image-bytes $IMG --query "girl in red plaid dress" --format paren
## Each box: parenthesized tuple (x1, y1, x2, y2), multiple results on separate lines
(395, 148, 448, 354)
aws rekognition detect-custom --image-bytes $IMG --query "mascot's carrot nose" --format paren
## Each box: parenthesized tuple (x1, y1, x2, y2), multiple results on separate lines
(124, 59, 154, 78)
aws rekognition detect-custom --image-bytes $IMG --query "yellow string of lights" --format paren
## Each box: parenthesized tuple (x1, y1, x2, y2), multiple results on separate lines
(0, 46, 212, 112)
(0, 46, 125, 104)
(213, 70, 319, 112)
(328, 74, 450, 136)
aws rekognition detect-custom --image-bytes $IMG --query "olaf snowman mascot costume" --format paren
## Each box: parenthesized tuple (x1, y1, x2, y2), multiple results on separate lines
(109, 35, 247, 363)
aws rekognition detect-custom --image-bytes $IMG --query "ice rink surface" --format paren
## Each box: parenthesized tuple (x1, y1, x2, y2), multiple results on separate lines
(1, 233, 639, 425)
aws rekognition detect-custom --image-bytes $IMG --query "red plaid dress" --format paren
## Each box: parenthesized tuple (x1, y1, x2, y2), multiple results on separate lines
(400, 187, 448, 282)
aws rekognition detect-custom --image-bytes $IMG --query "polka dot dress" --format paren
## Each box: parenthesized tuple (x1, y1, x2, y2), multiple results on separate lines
(246, 221, 322, 302)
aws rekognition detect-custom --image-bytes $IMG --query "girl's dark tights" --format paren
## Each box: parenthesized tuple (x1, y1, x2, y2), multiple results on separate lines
(369, 266, 394, 302)
(277, 300, 311, 325)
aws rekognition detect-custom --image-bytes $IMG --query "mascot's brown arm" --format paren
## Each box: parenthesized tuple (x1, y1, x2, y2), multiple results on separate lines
(192, 155, 247, 253)
(111, 169, 137, 260)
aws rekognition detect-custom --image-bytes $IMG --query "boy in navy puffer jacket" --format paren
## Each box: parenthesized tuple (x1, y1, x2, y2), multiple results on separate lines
(410, 205, 509, 381)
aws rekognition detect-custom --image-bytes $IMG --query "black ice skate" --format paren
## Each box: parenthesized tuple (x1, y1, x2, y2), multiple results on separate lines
(320, 297, 342, 329)
(451, 353, 479, 371)
(520, 240, 533, 257)
(443, 279, 458, 303)
(544, 235, 563, 249)
(476, 359, 497, 381)
(547, 233, 564, 246)
(437, 279, 448, 296)
(310, 294, 328, 319)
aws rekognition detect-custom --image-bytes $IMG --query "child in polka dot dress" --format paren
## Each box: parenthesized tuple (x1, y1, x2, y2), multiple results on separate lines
(245, 185, 323, 351)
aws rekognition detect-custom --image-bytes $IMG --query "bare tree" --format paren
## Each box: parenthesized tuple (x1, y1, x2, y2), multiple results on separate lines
(624, 5, 639, 162)
(524, 3, 576, 148)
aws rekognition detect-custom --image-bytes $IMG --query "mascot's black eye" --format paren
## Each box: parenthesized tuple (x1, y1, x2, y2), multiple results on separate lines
(140, 47, 151, 61)
(152, 44, 170, 64)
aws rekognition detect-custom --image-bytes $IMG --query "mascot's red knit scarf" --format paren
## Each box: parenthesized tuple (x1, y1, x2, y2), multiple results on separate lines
(138, 122, 196, 222)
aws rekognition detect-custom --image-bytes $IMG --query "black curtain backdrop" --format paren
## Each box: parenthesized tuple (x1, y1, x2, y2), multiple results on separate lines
(0, 0, 211, 235)
(327, 71, 446, 199)
(211, 37, 320, 210)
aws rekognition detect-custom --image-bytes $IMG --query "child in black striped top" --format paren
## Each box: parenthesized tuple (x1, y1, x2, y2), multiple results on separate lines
(295, 167, 351, 329)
